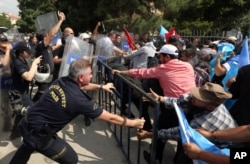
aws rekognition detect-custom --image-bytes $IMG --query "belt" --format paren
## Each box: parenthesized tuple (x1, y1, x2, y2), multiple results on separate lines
(25, 118, 56, 137)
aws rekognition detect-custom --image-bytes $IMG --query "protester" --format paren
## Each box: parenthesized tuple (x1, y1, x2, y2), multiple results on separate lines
(55, 27, 74, 46)
(183, 125, 250, 164)
(123, 41, 156, 69)
(113, 34, 122, 49)
(137, 82, 237, 163)
(112, 44, 196, 163)
(9, 59, 145, 164)
(28, 35, 38, 51)
(10, 41, 41, 140)
(78, 32, 91, 43)
(228, 65, 250, 127)
(53, 27, 74, 81)
(33, 11, 66, 102)
(179, 48, 211, 87)
(140, 32, 151, 46)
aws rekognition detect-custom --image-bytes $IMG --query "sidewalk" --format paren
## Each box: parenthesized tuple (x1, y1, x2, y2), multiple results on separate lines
(0, 114, 177, 164)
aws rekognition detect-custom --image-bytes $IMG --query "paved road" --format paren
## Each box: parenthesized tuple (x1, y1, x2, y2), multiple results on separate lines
(0, 113, 177, 164)
(0, 88, 177, 164)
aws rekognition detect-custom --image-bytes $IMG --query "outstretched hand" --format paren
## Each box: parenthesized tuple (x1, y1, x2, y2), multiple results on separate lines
(149, 88, 159, 100)
(142, 88, 159, 102)
(102, 83, 115, 93)
(137, 130, 152, 140)
(196, 128, 213, 139)
(133, 117, 145, 129)
(183, 143, 202, 159)
(112, 69, 120, 74)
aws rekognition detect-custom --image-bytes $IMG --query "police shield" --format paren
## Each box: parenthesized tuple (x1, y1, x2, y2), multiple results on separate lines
(35, 11, 62, 45)
(95, 35, 114, 58)
(4, 27, 20, 43)
(58, 36, 94, 77)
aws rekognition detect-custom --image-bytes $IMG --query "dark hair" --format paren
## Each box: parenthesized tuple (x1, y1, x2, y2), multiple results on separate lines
(180, 48, 197, 58)
(36, 29, 48, 42)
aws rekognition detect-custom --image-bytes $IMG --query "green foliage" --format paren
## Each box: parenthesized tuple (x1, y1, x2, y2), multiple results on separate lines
(17, 0, 58, 32)
(0, 14, 12, 28)
(16, 0, 250, 36)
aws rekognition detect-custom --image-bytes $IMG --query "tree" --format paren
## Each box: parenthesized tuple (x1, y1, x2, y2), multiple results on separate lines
(16, 0, 250, 37)
(17, 0, 58, 32)
(0, 13, 12, 29)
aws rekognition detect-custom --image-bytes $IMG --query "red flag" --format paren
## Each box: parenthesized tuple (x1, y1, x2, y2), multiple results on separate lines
(123, 28, 136, 50)
(165, 27, 176, 43)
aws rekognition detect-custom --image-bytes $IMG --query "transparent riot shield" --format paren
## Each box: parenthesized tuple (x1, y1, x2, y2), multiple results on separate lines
(58, 36, 94, 77)
(4, 27, 21, 43)
(95, 36, 114, 59)
(35, 11, 62, 45)
(0, 63, 13, 132)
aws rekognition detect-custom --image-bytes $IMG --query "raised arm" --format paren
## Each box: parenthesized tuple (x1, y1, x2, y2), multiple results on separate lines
(44, 11, 65, 47)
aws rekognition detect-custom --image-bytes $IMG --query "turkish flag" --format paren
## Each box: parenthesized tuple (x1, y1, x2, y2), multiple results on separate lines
(165, 27, 176, 43)
(123, 27, 136, 50)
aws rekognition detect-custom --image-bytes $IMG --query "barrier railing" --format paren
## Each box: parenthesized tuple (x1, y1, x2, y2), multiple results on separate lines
(96, 59, 161, 164)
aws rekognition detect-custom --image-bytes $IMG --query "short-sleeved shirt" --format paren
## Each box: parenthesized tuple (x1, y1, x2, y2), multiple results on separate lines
(12, 58, 30, 93)
(27, 77, 103, 132)
(35, 41, 54, 73)
(35, 41, 54, 90)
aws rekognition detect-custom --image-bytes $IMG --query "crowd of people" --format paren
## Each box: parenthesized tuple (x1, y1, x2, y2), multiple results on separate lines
(1, 9, 250, 164)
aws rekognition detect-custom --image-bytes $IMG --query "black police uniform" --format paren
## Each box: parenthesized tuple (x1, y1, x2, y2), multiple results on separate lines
(10, 76, 103, 164)
(33, 40, 54, 101)
(10, 57, 34, 139)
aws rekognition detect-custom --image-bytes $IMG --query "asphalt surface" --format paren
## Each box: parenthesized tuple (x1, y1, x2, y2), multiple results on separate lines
(0, 89, 177, 164)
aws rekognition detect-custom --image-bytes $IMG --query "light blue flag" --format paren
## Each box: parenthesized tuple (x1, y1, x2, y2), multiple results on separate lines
(159, 25, 168, 42)
(238, 37, 249, 68)
(173, 102, 229, 164)
(222, 37, 249, 110)
(209, 43, 235, 78)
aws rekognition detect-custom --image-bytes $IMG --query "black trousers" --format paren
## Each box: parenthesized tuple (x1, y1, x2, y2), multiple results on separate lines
(10, 119, 78, 164)
(155, 108, 179, 162)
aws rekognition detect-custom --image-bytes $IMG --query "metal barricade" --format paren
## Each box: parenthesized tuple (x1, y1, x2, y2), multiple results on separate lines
(96, 59, 161, 164)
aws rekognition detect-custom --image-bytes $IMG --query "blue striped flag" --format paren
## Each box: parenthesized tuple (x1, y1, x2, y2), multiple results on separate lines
(238, 37, 249, 68)
(173, 102, 229, 164)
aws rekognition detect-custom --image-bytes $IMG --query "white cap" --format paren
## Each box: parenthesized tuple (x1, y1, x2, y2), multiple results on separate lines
(79, 33, 91, 40)
(156, 44, 179, 56)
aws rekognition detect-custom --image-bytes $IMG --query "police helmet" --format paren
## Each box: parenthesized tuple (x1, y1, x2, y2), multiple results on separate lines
(34, 64, 51, 82)
(9, 90, 22, 104)
(0, 33, 8, 42)
(8, 90, 23, 112)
